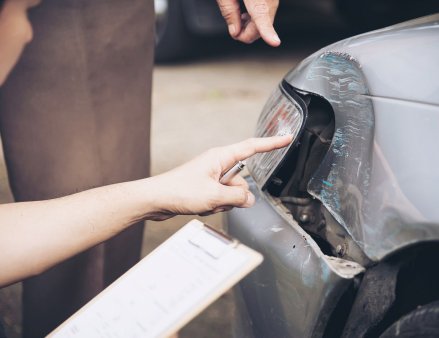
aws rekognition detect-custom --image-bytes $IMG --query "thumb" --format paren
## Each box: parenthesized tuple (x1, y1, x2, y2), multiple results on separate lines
(218, 185, 255, 208)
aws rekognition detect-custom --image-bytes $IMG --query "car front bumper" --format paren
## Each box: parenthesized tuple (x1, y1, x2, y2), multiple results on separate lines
(226, 176, 364, 337)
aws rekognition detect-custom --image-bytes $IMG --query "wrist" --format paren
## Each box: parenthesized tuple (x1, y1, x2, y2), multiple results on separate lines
(129, 176, 176, 221)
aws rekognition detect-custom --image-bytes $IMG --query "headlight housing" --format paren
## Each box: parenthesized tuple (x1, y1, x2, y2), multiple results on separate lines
(248, 81, 307, 190)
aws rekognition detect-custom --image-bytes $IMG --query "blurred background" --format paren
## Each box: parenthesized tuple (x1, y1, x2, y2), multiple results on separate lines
(155, 0, 439, 63)
(0, 0, 438, 337)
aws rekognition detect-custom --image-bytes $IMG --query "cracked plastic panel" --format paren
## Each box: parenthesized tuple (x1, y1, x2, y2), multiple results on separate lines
(284, 15, 439, 261)
(227, 178, 364, 337)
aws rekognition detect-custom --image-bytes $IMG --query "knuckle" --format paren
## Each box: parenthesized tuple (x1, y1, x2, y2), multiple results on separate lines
(251, 1, 269, 16)
(222, 10, 235, 21)
(237, 189, 248, 205)
(218, 1, 240, 17)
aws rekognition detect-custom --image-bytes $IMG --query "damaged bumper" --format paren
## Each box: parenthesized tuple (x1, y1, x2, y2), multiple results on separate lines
(226, 177, 364, 338)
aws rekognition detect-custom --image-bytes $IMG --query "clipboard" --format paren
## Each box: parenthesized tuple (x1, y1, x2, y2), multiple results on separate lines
(48, 219, 263, 338)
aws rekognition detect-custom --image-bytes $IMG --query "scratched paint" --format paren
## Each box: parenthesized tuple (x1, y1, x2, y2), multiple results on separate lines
(228, 15, 439, 338)
(227, 177, 362, 337)
(285, 16, 439, 260)
(331, 128, 349, 158)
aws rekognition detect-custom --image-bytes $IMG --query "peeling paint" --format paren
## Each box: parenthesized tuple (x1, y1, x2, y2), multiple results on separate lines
(229, 15, 439, 338)
(291, 51, 375, 253)
(286, 22, 439, 261)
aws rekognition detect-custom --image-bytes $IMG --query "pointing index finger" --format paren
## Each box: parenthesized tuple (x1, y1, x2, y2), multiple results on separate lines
(220, 135, 293, 171)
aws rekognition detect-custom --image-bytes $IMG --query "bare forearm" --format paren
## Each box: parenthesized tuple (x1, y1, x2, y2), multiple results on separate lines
(0, 178, 160, 286)
(0, 136, 292, 287)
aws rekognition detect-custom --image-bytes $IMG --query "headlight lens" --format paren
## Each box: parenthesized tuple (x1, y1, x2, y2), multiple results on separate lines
(249, 82, 305, 189)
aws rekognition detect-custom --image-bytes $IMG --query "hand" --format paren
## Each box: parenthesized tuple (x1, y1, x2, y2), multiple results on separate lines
(216, 0, 280, 46)
(149, 135, 292, 220)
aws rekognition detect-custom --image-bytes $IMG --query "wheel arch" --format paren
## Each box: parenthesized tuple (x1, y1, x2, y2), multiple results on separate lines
(339, 240, 439, 337)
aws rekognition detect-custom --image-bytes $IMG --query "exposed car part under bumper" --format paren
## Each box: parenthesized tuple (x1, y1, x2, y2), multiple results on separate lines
(226, 177, 364, 337)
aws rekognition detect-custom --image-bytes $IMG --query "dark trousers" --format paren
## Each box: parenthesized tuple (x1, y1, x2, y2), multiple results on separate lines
(0, 1, 154, 336)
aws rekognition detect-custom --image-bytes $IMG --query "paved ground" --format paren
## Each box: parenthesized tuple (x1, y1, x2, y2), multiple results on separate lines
(0, 23, 350, 337)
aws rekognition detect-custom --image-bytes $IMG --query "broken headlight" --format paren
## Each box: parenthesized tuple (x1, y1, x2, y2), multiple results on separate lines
(249, 81, 307, 190)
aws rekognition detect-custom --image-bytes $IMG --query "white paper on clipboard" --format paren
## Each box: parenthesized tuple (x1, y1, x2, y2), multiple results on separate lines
(48, 219, 263, 338)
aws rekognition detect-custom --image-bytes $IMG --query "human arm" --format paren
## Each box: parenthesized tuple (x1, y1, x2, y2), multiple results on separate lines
(216, 0, 280, 46)
(0, 135, 292, 286)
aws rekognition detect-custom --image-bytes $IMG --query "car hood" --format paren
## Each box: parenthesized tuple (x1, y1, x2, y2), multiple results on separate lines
(288, 13, 439, 106)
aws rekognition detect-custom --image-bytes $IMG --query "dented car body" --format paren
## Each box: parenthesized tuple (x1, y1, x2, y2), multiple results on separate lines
(227, 14, 439, 337)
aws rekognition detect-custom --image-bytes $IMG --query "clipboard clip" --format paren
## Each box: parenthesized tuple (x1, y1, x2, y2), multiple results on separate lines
(188, 223, 239, 259)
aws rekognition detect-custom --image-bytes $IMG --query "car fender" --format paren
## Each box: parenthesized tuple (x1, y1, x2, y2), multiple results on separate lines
(284, 14, 439, 261)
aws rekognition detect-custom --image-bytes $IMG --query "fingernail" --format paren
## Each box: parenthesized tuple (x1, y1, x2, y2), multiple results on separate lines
(214, 207, 226, 213)
(285, 134, 294, 141)
(273, 33, 281, 44)
(228, 24, 236, 36)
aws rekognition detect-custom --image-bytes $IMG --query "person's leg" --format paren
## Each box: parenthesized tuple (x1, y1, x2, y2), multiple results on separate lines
(0, 0, 154, 336)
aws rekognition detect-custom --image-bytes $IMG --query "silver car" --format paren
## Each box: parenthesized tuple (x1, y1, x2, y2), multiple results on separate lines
(227, 14, 439, 337)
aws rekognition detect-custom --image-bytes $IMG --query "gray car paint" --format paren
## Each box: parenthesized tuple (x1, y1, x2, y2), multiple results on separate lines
(227, 14, 439, 337)
(227, 178, 364, 338)
(284, 14, 439, 261)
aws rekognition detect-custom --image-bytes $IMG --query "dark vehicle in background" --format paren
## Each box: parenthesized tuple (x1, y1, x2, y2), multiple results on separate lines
(154, 0, 439, 62)
(226, 14, 439, 337)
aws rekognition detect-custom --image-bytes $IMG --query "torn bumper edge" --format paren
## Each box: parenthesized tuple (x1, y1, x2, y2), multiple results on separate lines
(226, 176, 364, 338)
